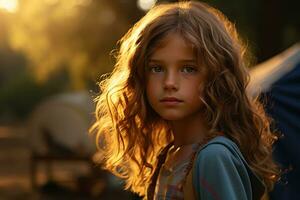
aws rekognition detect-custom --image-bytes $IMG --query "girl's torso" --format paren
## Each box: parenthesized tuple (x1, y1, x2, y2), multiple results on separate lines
(153, 143, 200, 199)
(149, 136, 266, 200)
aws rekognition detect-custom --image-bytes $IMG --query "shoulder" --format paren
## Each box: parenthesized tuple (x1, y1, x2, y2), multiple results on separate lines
(191, 136, 266, 200)
(192, 136, 255, 200)
(194, 136, 250, 179)
(197, 136, 242, 163)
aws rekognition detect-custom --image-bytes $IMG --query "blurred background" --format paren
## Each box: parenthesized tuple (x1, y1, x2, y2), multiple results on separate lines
(0, 0, 299, 199)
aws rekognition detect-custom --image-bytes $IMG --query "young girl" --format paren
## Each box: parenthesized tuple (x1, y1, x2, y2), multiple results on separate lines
(90, 1, 279, 199)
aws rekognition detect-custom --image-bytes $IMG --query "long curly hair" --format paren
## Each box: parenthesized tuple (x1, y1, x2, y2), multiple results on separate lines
(90, 1, 279, 196)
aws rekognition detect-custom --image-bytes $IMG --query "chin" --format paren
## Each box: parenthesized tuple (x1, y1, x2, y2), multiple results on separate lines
(159, 113, 185, 121)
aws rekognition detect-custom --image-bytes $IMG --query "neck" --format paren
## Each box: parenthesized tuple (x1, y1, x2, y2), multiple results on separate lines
(169, 112, 209, 148)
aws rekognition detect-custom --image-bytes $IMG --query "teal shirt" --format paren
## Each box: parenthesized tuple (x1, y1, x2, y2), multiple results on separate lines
(193, 136, 265, 200)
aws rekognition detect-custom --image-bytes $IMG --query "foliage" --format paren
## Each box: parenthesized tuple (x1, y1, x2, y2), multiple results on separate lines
(0, 69, 68, 121)
(7, 0, 141, 89)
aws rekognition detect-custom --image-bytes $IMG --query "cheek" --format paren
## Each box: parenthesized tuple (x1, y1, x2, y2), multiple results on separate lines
(146, 76, 160, 92)
(196, 85, 206, 110)
(146, 79, 157, 103)
(188, 84, 204, 105)
(197, 84, 204, 98)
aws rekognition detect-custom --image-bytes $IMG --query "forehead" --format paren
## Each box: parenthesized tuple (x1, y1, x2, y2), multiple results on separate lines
(148, 32, 196, 61)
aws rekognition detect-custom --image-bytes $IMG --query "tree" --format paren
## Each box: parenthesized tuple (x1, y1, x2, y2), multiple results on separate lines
(8, 0, 142, 89)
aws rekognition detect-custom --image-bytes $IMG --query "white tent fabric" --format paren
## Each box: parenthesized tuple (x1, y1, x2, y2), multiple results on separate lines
(248, 43, 300, 97)
(27, 91, 96, 154)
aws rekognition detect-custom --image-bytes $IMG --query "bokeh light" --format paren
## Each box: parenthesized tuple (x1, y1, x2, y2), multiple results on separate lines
(0, 0, 19, 13)
(137, 0, 157, 11)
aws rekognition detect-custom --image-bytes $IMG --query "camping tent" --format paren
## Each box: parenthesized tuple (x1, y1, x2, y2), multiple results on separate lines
(249, 43, 300, 200)
(28, 91, 96, 155)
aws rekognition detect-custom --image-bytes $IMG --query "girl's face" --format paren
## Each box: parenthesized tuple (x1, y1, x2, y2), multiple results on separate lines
(146, 32, 205, 121)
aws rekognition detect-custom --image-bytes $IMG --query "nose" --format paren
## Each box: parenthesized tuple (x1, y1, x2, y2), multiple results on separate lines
(163, 71, 178, 91)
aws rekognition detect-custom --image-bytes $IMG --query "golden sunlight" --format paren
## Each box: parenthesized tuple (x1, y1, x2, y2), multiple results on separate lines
(137, 0, 157, 11)
(0, 0, 18, 13)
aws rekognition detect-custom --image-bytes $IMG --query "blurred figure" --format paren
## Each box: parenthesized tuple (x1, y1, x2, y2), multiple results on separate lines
(249, 43, 300, 200)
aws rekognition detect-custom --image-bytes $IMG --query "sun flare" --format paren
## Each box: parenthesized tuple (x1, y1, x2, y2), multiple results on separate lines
(0, 0, 19, 13)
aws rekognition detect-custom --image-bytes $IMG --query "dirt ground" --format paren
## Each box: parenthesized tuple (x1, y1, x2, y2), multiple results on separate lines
(0, 126, 138, 200)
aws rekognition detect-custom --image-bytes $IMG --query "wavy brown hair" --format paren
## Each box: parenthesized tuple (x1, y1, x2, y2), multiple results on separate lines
(90, 1, 279, 196)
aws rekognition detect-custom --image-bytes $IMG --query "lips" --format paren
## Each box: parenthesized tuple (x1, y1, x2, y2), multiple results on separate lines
(160, 97, 183, 102)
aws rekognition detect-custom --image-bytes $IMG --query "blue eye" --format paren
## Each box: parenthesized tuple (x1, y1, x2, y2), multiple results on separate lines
(181, 66, 197, 73)
(149, 66, 164, 73)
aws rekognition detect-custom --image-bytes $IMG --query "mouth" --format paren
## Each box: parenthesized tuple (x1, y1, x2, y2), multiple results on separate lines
(160, 97, 183, 103)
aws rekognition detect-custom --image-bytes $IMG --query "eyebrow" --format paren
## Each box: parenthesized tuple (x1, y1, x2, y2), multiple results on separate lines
(148, 59, 197, 63)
